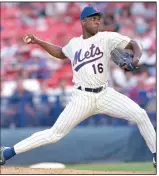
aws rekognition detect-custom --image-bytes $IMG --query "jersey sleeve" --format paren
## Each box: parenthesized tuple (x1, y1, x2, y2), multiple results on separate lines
(62, 39, 73, 60)
(108, 32, 131, 52)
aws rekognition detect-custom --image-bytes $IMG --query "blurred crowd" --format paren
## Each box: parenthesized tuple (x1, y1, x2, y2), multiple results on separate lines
(0, 2, 156, 128)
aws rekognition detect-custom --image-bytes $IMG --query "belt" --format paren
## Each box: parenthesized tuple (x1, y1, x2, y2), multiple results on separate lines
(77, 86, 104, 93)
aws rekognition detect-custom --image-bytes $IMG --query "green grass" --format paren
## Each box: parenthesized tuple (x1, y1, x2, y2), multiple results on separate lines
(66, 162, 154, 172)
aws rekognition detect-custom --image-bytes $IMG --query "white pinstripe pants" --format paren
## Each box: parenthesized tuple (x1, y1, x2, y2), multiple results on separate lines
(14, 87, 156, 154)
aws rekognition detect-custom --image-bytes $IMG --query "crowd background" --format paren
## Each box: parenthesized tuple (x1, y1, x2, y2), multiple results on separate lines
(1, 2, 156, 128)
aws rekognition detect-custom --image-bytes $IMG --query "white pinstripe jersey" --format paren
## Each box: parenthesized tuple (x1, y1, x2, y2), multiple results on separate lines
(62, 31, 130, 88)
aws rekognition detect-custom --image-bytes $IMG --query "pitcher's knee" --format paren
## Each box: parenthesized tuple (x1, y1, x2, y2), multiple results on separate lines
(133, 109, 148, 124)
(47, 129, 65, 143)
(31, 128, 64, 144)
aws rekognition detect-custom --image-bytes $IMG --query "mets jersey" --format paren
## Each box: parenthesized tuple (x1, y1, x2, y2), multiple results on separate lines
(62, 31, 131, 88)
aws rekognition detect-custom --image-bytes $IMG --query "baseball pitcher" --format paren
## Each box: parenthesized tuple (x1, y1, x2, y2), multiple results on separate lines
(0, 6, 156, 168)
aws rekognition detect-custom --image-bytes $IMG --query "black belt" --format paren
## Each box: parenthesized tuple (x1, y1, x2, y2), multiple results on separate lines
(77, 86, 103, 93)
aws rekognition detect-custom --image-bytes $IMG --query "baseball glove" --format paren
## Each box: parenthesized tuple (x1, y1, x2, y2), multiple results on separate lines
(110, 48, 139, 71)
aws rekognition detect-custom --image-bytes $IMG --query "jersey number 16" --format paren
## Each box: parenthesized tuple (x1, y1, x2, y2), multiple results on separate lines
(92, 63, 103, 74)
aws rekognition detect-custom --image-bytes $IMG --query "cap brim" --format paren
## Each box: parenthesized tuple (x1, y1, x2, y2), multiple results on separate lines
(86, 12, 102, 18)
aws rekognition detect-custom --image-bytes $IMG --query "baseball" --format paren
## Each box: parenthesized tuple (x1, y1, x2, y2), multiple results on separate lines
(24, 36, 32, 43)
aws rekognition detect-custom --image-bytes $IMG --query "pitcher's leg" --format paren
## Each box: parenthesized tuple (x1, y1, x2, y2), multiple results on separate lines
(0, 90, 95, 165)
(98, 87, 156, 154)
(14, 95, 94, 154)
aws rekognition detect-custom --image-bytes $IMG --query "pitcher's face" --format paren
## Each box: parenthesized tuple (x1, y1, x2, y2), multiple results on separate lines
(82, 15, 101, 35)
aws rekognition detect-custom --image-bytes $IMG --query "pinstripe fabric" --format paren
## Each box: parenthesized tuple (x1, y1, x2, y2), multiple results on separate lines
(14, 89, 96, 154)
(96, 87, 156, 153)
(14, 87, 156, 155)
(63, 32, 122, 88)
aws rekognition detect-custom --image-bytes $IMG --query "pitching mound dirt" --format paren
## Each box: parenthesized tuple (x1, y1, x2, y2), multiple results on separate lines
(0, 166, 156, 174)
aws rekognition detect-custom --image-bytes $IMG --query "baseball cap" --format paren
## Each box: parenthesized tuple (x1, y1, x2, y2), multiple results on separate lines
(80, 6, 101, 20)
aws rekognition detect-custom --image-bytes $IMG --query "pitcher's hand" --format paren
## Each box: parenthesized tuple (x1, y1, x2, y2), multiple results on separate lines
(23, 34, 40, 44)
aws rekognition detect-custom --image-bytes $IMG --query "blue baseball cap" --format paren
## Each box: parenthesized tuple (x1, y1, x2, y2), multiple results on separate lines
(80, 6, 101, 20)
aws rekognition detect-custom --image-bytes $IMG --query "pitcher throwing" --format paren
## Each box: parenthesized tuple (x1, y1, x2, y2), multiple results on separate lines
(0, 6, 156, 168)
